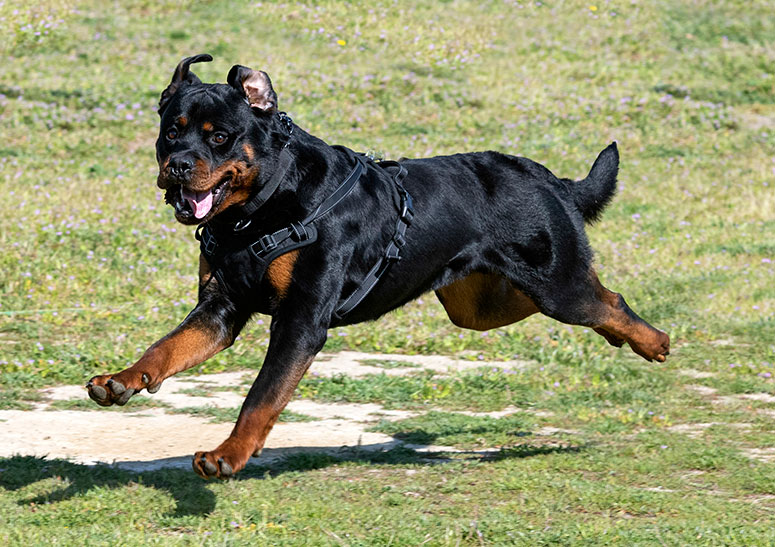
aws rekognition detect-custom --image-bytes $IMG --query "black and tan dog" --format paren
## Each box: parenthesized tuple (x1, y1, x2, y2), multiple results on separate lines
(86, 54, 670, 479)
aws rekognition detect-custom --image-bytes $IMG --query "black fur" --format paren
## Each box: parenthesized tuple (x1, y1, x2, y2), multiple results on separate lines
(87, 55, 669, 479)
(156, 80, 620, 321)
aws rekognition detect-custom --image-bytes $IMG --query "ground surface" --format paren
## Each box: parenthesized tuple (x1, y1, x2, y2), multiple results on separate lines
(0, 352, 530, 471)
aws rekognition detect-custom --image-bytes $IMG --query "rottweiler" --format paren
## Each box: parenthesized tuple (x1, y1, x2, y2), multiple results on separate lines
(86, 54, 670, 479)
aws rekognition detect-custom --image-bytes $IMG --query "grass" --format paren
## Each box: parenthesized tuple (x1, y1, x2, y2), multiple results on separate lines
(176, 385, 244, 397)
(369, 411, 537, 449)
(1, 0, 775, 543)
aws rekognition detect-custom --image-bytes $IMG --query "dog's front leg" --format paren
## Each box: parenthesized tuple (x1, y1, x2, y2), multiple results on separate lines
(86, 279, 248, 407)
(192, 316, 326, 479)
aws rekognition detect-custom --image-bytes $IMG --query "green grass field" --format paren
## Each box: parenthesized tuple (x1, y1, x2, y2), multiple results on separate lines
(2, 0, 775, 544)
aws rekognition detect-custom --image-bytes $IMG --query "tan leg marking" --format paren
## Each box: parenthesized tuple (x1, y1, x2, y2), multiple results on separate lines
(193, 356, 315, 479)
(436, 272, 538, 331)
(86, 323, 229, 406)
(589, 271, 670, 362)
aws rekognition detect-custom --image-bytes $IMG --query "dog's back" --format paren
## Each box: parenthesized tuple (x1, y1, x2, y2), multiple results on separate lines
(400, 143, 618, 228)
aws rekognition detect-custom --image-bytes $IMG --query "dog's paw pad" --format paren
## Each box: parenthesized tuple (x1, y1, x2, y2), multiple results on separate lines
(218, 458, 233, 477)
(193, 451, 240, 480)
(107, 378, 125, 395)
(86, 374, 144, 406)
(202, 456, 218, 476)
(115, 388, 136, 406)
(86, 383, 113, 406)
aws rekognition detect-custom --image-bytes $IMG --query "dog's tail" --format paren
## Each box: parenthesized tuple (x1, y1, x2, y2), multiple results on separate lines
(571, 142, 619, 223)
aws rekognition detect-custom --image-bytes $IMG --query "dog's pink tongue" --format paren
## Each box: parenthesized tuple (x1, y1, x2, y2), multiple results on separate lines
(182, 188, 213, 219)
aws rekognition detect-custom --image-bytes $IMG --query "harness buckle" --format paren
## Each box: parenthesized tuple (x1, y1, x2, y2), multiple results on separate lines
(289, 221, 310, 242)
(399, 192, 414, 225)
(252, 234, 278, 256)
(393, 232, 406, 248)
(385, 245, 401, 263)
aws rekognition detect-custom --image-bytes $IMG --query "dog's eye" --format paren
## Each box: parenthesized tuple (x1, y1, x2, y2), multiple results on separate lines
(166, 128, 178, 141)
(210, 132, 228, 145)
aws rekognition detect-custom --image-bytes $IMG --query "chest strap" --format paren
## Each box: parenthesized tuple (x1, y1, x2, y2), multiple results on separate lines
(196, 155, 413, 319)
(333, 160, 412, 319)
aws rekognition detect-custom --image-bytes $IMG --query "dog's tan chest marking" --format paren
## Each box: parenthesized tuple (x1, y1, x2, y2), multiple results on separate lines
(199, 254, 212, 286)
(266, 250, 299, 298)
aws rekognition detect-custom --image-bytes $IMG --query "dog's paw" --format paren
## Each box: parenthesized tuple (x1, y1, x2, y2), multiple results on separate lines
(192, 446, 247, 480)
(85, 370, 161, 406)
(630, 329, 670, 363)
(651, 330, 670, 363)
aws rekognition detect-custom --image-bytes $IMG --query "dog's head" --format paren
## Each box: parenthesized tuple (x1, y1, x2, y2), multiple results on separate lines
(155, 54, 285, 225)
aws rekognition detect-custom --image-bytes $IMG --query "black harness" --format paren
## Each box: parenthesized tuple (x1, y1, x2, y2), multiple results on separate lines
(196, 115, 413, 320)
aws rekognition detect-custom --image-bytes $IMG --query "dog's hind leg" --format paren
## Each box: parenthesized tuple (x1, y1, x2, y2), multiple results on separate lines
(587, 272, 669, 361)
(435, 272, 538, 331)
(525, 269, 670, 362)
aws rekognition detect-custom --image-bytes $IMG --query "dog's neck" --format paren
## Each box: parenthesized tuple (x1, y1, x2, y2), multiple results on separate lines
(212, 124, 359, 233)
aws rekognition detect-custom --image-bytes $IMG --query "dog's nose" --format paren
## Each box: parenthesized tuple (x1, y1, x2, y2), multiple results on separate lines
(169, 157, 193, 179)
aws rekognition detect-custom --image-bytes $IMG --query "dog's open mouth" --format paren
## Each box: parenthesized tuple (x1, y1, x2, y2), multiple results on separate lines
(166, 176, 230, 222)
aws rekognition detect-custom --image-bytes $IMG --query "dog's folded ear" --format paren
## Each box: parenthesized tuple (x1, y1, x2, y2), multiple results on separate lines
(227, 65, 278, 113)
(158, 54, 213, 115)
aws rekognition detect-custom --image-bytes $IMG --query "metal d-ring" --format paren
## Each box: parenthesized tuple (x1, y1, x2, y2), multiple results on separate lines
(233, 219, 252, 231)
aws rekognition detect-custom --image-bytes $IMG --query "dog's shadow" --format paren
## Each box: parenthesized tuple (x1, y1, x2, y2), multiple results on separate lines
(0, 441, 583, 517)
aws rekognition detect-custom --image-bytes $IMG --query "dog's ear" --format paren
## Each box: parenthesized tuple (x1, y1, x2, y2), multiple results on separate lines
(158, 54, 213, 115)
(227, 65, 278, 113)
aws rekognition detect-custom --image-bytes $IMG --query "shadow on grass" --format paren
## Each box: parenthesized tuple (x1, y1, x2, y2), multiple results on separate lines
(0, 441, 585, 517)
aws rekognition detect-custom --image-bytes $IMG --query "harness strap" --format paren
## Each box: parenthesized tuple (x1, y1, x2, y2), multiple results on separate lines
(302, 157, 364, 223)
(235, 112, 295, 218)
(249, 156, 364, 258)
(197, 156, 364, 263)
(196, 153, 413, 320)
(237, 143, 293, 219)
(334, 161, 412, 319)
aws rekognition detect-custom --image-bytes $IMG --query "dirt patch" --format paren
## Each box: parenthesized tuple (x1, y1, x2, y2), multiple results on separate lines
(667, 422, 751, 439)
(734, 393, 775, 404)
(678, 369, 716, 379)
(0, 352, 538, 472)
(685, 384, 718, 397)
(684, 382, 775, 410)
(312, 351, 528, 377)
(715, 392, 775, 406)
(741, 448, 775, 463)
